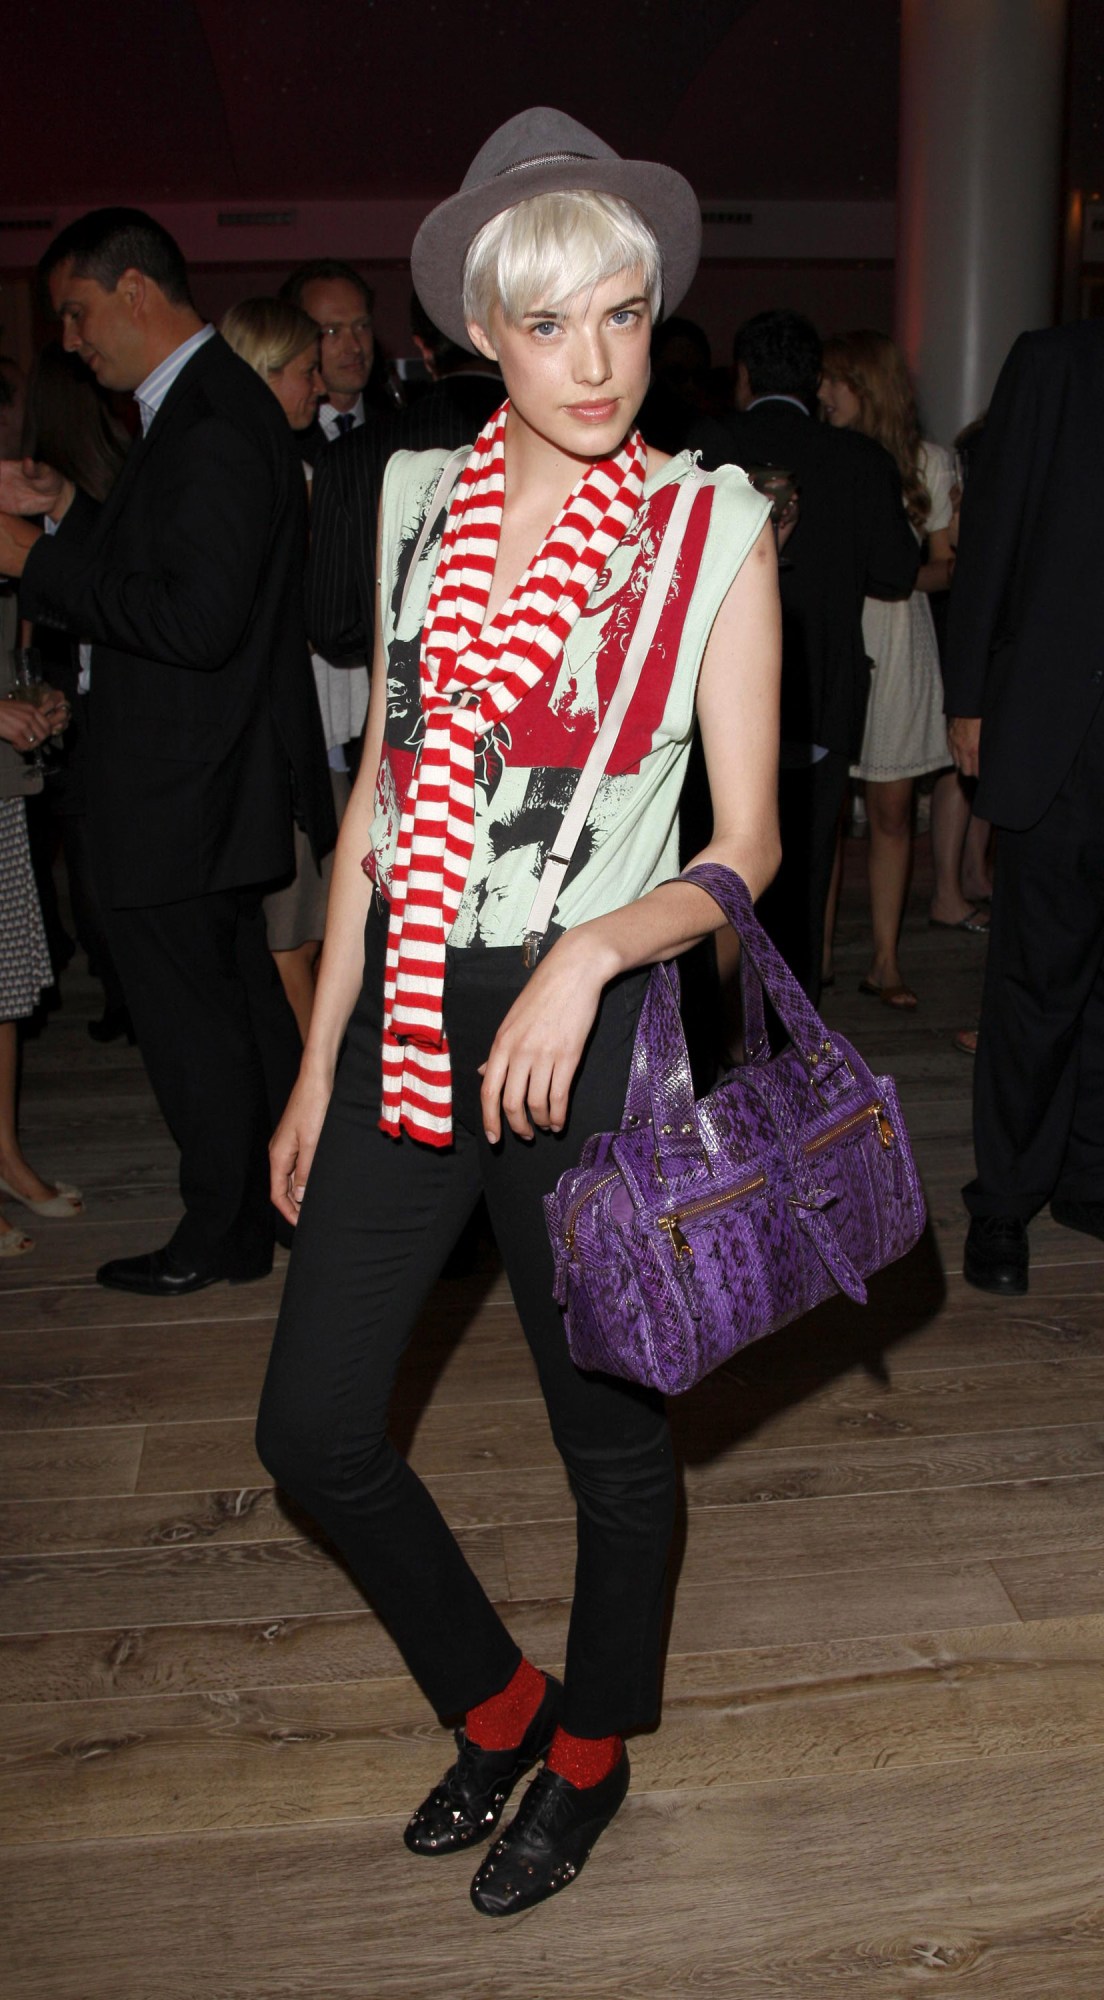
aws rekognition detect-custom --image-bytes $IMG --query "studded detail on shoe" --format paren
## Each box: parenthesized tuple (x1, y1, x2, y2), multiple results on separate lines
(469, 1751, 630, 1916)
(402, 1674, 563, 1857)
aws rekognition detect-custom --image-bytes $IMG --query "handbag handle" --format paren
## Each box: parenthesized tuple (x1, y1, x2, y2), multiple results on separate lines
(624, 863, 866, 1174)
(682, 863, 855, 1094)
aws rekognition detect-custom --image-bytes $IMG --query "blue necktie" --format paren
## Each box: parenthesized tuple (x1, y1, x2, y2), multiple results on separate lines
(334, 413, 355, 437)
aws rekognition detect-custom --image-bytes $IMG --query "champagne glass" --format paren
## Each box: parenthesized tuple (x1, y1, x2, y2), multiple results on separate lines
(745, 464, 798, 569)
(10, 648, 53, 775)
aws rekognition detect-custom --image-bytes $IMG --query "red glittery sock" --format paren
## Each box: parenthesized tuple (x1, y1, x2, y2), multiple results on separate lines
(465, 1658, 546, 1751)
(544, 1725, 623, 1788)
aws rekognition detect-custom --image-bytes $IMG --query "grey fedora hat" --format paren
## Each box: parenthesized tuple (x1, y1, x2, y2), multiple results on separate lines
(411, 107, 702, 353)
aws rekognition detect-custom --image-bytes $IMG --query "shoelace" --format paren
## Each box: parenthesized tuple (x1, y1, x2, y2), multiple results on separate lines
(512, 1769, 580, 1837)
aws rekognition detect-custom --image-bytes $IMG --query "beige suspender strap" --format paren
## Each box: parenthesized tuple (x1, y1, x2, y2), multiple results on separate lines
(520, 470, 705, 967)
(397, 447, 470, 623)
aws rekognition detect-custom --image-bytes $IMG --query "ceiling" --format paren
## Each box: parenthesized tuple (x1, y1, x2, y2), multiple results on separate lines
(8, 0, 1103, 210)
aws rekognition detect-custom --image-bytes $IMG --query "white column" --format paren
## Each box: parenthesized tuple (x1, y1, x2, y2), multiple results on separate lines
(895, 0, 1069, 446)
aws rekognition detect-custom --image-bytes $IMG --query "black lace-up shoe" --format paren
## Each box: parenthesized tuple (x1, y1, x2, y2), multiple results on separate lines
(469, 1750, 630, 1916)
(403, 1673, 563, 1857)
(963, 1215, 1029, 1295)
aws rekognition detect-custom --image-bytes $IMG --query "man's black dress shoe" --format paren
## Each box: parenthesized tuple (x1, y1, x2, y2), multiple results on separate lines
(1050, 1197, 1104, 1243)
(88, 1006, 136, 1045)
(403, 1673, 564, 1856)
(963, 1215, 1029, 1295)
(470, 1750, 630, 1915)
(95, 1247, 270, 1296)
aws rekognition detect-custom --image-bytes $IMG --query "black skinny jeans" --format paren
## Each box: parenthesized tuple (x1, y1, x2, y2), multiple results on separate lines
(256, 907, 676, 1738)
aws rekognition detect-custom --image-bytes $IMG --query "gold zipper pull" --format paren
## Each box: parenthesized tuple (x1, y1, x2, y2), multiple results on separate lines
(659, 1216, 693, 1260)
(875, 1106, 895, 1148)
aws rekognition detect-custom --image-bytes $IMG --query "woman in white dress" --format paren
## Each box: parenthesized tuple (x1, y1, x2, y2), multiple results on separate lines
(819, 330, 955, 1009)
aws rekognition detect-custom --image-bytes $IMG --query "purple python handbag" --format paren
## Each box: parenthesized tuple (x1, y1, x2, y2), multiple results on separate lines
(544, 863, 926, 1394)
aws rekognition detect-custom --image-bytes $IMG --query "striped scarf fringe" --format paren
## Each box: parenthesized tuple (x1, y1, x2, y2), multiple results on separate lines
(380, 399, 647, 1145)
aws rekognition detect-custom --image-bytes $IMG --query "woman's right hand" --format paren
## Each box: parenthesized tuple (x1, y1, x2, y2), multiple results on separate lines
(269, 1065, 334, 1225)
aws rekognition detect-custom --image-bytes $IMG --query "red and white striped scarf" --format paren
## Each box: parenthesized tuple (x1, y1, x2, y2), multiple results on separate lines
(380, 399, 647, 1145)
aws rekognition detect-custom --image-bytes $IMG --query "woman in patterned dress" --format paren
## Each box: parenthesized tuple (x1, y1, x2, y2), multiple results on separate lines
(0, 590, 82, 1255)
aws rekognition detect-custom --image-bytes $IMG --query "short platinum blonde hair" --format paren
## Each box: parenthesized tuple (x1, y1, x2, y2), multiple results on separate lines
(221, 297, 319, 379)
(462, 190, 662, 333)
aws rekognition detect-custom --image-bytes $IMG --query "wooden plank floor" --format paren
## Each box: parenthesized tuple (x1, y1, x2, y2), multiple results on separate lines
(4, 840, 1104, 1998)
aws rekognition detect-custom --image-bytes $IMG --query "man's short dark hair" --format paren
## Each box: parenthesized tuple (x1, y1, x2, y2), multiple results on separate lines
(280, 261, 374, 315)
(409, 290, 462, 365)
(733, 310, 822, 409)
(38, 208, 193, 307)
(652, 315, 711, 369)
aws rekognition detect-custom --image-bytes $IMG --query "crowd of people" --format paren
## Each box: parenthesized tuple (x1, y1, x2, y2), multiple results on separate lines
(0, 102, 1101, 1910)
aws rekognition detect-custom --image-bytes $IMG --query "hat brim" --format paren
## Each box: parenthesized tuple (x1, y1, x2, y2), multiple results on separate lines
(411, 158, 702, 354)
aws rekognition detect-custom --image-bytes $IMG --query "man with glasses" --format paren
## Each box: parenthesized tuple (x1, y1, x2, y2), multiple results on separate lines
(280, 259, 376, 458)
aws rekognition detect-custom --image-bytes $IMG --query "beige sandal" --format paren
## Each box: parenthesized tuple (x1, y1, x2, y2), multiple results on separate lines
(0, 1224, 34, 1257)
(0, 1174, 83, 1217)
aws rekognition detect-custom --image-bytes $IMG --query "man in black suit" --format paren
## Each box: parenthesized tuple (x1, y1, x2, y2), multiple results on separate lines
(689, 310, 919, 997)
(0, 208, 335, 1296)
(944, 321, 1104, 1296)
(306, 296, 502, 666)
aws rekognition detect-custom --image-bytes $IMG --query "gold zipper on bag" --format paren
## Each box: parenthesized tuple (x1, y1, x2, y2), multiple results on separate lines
(564, 1170, 619, 1253)
(564, 1101, 894, 1258)
(805, 1100, 895, 1155)
(658, 1171, 768, 1259)
(658, 1102, 894, 1262)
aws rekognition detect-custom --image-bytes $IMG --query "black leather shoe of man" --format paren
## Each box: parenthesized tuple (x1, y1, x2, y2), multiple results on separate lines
(88, 1006, 135, 1045)
(95, 1247, 270, 1296)
(963, 1215, 1029, 1295)
(469, 1750, 630, 1916)
(403, 1674, 564, 1856)
(1050, 1197, 1104, 1242)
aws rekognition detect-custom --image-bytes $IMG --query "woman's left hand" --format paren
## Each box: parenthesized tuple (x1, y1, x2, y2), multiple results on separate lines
(478, 930, 613, 1143)
(40, 686, 70, 735)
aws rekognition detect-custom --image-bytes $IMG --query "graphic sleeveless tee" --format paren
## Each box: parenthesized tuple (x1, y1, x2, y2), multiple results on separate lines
(369, 447, 769, 949)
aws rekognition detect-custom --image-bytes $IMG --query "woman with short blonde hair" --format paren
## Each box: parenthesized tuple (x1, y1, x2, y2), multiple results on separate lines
(221, 297, 323, 434)
(257, 108, 781, 1916)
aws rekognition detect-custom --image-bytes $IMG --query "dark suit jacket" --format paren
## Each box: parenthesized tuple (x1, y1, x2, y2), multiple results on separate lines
(307, 371, 503, 664)
(20, 334, 335, 909)
(688, 401, 920, 756)
(942, 320, 1104, 829)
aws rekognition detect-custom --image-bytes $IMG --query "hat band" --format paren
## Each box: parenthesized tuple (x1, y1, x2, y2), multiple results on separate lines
(493, 150, 600, 180)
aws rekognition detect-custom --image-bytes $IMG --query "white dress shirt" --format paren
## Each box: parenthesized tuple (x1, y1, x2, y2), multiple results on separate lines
(134, 324, 216, 436)
(314, 397, 368, 767)
(318, 395, 365, 441)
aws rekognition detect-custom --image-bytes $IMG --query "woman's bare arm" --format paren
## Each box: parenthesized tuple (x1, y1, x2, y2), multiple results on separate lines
(269, 561, 389, 1221)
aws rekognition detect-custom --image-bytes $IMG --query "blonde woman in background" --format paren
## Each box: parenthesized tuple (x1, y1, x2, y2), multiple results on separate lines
(221, 298, 347, 1039)
(819, 329, 957, 1008)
